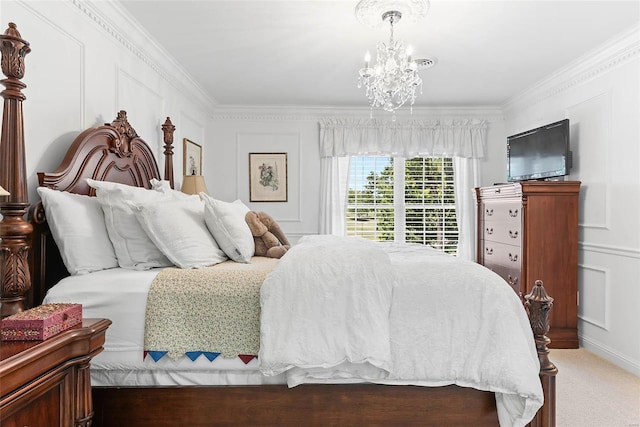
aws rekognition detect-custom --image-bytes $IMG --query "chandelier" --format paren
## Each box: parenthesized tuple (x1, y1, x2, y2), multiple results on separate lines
(356, 0, 434, 117)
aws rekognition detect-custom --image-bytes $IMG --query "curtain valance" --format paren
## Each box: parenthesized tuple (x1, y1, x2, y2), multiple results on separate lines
(319, 118, 487, 159)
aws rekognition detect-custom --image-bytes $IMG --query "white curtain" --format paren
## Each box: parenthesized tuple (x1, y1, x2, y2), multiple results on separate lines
(318, 156, 350, 235)
(320, 118, 486, 158)
(319, 118, 487, 260)
(453, 157, 481, 261)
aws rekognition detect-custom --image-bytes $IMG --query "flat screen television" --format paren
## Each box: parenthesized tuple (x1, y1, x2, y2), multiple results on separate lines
(507, 119, 571, 182)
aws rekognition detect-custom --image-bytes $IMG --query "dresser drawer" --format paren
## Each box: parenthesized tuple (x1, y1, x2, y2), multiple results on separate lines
(481, 202, 522, 224)
(482, 222, 522, 246)
(481, 241, 522, 270)
(482, 262, 522, 294)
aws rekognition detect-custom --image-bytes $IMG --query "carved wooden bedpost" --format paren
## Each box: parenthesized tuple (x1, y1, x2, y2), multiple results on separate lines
(525, 280, 557, 427)
(161, 117, 175, 189)
(0, 23, 32, 317)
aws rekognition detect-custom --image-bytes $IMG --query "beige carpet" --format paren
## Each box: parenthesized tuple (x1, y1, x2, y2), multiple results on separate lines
(552, 348, 640, 427)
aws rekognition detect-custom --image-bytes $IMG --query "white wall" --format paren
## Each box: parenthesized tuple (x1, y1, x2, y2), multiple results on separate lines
(209, 107, 505, 243)
(503, 25, 640, 375)
(0, 0, 214, 205)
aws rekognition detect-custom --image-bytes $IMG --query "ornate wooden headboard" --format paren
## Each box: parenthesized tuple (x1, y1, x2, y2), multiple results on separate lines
(29, 111, 177, 306)
(0, 23, 178, 313)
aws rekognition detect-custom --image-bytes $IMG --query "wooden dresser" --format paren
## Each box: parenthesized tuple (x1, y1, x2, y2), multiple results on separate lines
(0, 318, 111, 426)
(475, 181, 581, 349)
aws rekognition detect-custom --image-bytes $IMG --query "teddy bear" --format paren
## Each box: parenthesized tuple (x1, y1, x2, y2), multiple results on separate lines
(245, 211, 290, 259)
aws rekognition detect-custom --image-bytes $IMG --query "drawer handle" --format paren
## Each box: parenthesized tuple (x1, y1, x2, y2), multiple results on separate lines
(509, 253, 519, 262)
(494, 188, 501, 194)
(509, 209, 519, 218)
(486, 227, 494, 235)
(486, 208, 494, 216)
(508, 275, 519, 286)
(485, 247, 494, 255)
(509, 230, 518, 239)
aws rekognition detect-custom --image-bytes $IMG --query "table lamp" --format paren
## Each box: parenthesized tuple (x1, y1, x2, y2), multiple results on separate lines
(181, 175, 209, 196)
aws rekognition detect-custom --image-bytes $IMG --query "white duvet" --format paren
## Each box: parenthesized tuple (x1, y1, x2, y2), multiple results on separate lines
(259, 235, 543, 427)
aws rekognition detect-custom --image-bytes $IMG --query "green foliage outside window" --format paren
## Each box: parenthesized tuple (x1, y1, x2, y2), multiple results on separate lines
(346, 157, 458, 254)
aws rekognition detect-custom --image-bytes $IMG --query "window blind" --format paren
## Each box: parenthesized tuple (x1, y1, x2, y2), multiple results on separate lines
(346, 156, 458, 254)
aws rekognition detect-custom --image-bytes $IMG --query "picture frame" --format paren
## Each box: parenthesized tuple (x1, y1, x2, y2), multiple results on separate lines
(249, 152, 288, 202)
(183, 138, 202, 176)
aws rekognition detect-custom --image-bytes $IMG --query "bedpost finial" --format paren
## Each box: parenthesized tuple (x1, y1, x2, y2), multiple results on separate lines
(528, 280, 554, 304)
(5, 22, 21, 37)
(525, 280, 557, 374)
(161, 117, 175, 147)
(162, 117, 175, 131)
(1, 22, 31, 81)
(3, 22, 29, 44)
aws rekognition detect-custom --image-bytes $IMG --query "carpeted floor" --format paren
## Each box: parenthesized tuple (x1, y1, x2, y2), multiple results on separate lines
(552, 348, 640, 427)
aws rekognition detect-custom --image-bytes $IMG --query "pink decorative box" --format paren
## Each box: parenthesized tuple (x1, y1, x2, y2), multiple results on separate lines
(1, 303, 82, 341)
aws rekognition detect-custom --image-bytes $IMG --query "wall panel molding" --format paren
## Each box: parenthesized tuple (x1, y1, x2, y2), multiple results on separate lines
(580, 242, 640, 259)
(17, 0, 86, 128)
(566, 92, 611, 230)
(577, 264, 609, 330)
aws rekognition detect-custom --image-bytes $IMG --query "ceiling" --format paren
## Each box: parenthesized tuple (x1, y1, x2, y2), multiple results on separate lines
(118, 0, 640, 109)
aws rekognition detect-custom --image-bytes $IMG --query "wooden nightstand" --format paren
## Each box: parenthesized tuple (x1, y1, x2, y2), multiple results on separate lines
(0, 318, 111, 427)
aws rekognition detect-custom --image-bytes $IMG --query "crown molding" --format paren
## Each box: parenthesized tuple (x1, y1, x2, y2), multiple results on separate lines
(211, 105, 504, 122)
(503, 24, 640, 114)
(67, 0, 216, 113)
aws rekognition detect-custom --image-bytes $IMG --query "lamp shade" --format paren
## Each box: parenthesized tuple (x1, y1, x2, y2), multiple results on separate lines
(0, 185, 9, 196)
(181, 175, 209, 195)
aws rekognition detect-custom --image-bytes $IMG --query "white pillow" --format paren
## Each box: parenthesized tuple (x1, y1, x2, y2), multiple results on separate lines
(36, 187, 118, 275)
(87, 179, 173, 270)
(201, 194, 255, 263)
(135, 198, 228, 269)
(149, 178, 195, 201)
(149, 178, 172, 192)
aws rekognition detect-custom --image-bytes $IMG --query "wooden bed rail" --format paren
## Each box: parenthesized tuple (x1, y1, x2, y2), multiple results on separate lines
(0, 22, 32, 317)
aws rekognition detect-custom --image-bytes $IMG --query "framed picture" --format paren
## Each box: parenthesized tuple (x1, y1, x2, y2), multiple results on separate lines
(183, 138, 202, 176)
(249, 152, 288, 202)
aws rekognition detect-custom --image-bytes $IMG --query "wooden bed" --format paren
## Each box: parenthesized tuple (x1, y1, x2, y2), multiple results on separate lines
(0, 23, 557, 427)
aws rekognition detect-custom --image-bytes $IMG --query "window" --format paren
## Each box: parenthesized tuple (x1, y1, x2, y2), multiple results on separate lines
(346, 156, 458, 254)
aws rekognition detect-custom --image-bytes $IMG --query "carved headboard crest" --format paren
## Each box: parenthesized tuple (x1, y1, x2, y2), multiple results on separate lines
(107, 110, 138, 158)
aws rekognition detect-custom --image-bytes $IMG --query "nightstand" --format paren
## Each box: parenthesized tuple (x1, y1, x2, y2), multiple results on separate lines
(0, 318, 111, 427)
